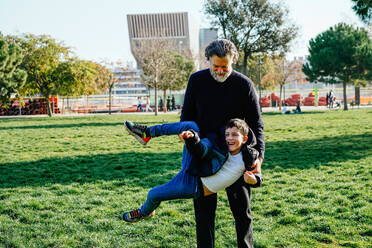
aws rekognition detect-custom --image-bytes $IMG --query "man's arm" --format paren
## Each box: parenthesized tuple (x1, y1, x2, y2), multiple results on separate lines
(180, 74, 196, 122)
(244, 79, 265, 160)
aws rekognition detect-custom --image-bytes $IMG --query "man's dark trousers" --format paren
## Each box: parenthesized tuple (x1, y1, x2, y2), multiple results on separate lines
(193, 176, 254, 248)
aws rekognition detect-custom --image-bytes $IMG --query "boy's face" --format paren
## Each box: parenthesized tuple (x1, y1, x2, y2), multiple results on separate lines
(225, 127, 248, 155)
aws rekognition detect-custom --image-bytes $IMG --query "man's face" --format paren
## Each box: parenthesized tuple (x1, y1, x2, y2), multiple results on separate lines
(209, 55, 233, 83)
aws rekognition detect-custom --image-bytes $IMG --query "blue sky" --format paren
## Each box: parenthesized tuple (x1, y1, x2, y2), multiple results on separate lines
(0, 0, 365, 64)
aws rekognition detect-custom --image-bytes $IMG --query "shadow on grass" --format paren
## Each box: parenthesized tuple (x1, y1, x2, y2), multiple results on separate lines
(0, 120, 166, 130)
(0, 132, 371, 188)
(0, 152, 183, 189)
(262, 111, 326, 116)
(0, 122, 123, 130)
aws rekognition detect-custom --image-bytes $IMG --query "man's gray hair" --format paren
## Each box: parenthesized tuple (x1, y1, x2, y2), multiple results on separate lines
(205, 39, 239, 63)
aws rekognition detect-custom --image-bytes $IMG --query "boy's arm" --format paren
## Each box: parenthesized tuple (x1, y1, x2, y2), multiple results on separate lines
(252, 172, 263, 188)
(246, 160, 263, 187)
(241, 143, 263, 188)
(244, 169, 263, 188)
(183, 130, 211, 159)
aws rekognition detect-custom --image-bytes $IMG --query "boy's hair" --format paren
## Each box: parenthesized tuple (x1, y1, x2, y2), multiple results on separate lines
(225, 118, 249, 137)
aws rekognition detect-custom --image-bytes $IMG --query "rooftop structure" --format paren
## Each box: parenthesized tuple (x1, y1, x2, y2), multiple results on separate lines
(127, 12, 199, 66)
(198, 28, 218, 68)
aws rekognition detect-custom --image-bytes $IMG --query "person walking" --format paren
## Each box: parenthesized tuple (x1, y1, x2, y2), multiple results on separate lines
(136, 97, 143, 112)
(166, 96, 171, 111)
(329, 90, 335, 109)
(171, 95, 176, 110)
(159, 98, 163, 112)
(145, 96, 152, 112)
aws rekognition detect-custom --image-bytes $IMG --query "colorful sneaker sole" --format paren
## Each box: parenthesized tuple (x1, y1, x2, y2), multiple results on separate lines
(122, 210, 155, 223)
(124, 122, 149, 145)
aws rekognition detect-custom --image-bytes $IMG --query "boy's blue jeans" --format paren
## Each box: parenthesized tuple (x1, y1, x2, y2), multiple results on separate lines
(140, 121, 211, 216)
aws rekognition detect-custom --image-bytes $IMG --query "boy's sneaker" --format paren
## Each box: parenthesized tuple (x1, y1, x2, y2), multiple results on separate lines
(124, 120, 151, 145)
(122, 208, 155, 223)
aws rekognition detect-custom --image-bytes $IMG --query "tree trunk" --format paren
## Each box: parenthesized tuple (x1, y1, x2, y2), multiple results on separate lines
(45, 94, 52, 117)
(343, 81, 348, 110)
(163, 90, 167, 113)
(242, 52, 249, 76)
(86, 95, 89, 113)
(62, 97, 65, 114)
(109, 87, 112, 115)
(154, 84, 158, 116)
(67, 97, 69, 113)
(279, 84, 283, 111)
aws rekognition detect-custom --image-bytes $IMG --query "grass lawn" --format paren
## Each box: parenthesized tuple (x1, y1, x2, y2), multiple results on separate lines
(0, 109, 371, 248)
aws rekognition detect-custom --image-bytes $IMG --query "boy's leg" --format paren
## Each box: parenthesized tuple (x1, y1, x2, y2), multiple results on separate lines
(124, 120, 199, 145)
(140, 145, 198, 215)
(140, 170, 198, 215)
(149, 121, 199, 137)
(123, 146, 198, 222)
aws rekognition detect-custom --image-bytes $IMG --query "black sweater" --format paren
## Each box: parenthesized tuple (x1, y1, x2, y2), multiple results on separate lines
(181, 69, 265, 158)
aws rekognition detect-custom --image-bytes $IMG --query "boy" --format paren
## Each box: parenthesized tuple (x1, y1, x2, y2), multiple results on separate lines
(122, 119, 262, 222)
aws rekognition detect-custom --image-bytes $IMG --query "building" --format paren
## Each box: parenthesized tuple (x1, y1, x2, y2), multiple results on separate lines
(199, 28, 218, 51)
(198, 28, 218, 68)
(127, 12, 199, 65)
(112, 66, 148, 97)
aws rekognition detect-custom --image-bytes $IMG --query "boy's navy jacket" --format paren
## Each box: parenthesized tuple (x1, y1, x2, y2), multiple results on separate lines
(184, 130, 263, 188)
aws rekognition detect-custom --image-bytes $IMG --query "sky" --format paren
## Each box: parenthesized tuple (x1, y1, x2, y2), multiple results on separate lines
(0, 0, 366, 65)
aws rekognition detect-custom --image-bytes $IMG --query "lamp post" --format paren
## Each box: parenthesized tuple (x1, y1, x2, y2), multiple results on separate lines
(258, 54, 262, 111)
(178, 40, 183, 54)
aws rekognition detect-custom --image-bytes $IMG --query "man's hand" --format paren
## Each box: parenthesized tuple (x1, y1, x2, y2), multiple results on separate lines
(249, 157, 263, 174)
(244, 171, 257, 184)
(179, 131, 194, 143)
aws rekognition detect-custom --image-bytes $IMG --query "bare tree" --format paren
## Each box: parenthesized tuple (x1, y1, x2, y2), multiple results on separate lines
(133, 38, 194, 114)
(134, 39, 172, 115)
(96, 61, 115, 114)
(261, 56, 307, 109)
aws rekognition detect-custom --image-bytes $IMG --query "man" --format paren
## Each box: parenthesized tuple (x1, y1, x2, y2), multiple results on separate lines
(171, 95, 176, 110)
(329, 89, 335, 108)
(181, 39, 265, 248)
(166, 96, 171, 111)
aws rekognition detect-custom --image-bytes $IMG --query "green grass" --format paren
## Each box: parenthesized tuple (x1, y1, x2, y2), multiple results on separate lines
(0, 109, 371, 248)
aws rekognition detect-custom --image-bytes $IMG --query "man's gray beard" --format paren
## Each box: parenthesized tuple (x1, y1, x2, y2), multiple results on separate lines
(209, 68, 232, 83)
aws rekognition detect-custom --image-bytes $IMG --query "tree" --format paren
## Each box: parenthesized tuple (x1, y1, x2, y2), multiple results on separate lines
(7, 34, 72, 116)
(54, 59, 97, 96)
(134, 39, 194, 115)
(303, 23, 372, 110)
(262, 56, 307, 109)
(158, 53, 195, 110)
(204, 0, 298, 75)
(134, 39, 171, 115)
(97, 61, 117, 115)
(243, 53, 274, 90)
(0, 34, 27, 107)
(351, 0, 372, 25)
(53, 59, 104, 113)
